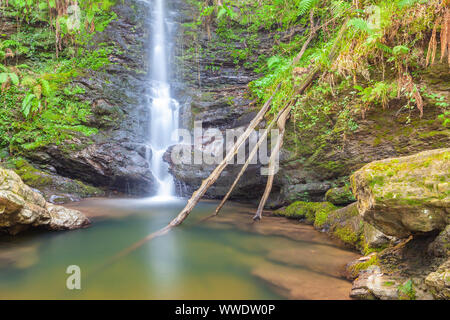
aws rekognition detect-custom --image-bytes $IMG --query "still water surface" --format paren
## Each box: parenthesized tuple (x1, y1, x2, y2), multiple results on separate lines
(0, 199, 359, 299)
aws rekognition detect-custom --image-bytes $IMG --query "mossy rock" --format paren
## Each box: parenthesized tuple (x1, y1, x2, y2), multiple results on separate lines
(325, 185, 356, 206)
(274, 201, 337, 227)
(6, 158, 104, 201)
(324, 203, 365, 250)
(351, 148, 450, 238)
(346, 253, 379, 279)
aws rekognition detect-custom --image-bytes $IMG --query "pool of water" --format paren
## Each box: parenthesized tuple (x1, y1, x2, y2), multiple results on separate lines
(0, 199, 359, 299)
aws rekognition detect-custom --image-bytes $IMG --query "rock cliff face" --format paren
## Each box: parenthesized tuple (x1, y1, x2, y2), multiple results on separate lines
(167, 1, 450, 204)
(0, 167, 89, 235)
(17, 0, 156, 196)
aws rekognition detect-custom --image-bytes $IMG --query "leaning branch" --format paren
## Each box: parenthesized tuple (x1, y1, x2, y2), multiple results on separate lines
(214, 102, 289, 216)
(253, 106, 291, 220)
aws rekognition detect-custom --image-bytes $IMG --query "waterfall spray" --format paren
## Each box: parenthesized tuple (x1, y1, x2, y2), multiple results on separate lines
(147, 0, 180, 199)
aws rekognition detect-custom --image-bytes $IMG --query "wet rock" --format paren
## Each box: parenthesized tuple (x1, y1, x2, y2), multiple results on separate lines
(278, 180, 333, 203)
(350, 265, 402, 300)
(48, 194, 80, 205)
(40, 142, 156, 195)
(47, 204, 90, 231)
(351, 149, 450, 238)
(0, 167, 89, 235)
(345, 253, 378, 281)
(425, 259, 450, 299)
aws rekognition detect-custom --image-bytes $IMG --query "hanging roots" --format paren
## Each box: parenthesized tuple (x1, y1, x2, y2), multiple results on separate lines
(426, 6, 450, 67)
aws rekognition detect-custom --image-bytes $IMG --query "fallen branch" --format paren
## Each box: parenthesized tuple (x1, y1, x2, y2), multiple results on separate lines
(214, 102, 290, 216)
(253, 106, 291, 221)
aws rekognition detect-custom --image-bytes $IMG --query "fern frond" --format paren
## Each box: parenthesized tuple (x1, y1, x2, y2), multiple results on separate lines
(297, 0, 316, 17)
(348, 18, 372, 34)
(330, 0, 351, 18)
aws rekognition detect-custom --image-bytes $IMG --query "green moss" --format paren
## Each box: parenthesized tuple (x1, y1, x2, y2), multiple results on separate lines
(418, 130, 449, 139)
(362, 241, 388, 256)
(325, 185, 356, 205)
(5, 157, 104, 198)
(11, 158, 53, 187)
(348, 254, 379, 278)
(333, 226, 362, 247)
(373, 137, 382, 146)
(274, 201, 336, 226)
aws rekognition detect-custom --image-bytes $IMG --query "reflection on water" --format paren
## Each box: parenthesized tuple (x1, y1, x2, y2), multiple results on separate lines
(0, 199, 359, 300)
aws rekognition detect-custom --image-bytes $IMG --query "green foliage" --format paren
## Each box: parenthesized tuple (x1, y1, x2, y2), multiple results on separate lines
(0, 0, 115, 153)
(398, 279, 416, 300)
(354, 81, 398, 109)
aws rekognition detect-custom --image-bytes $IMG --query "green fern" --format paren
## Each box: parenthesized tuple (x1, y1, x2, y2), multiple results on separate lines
(348, 18, 373, 34)
(38, 79, 52, 97)
(330, 0, 351, 18)
(297, 0, 316, 17)
(21, 93, 37, 119)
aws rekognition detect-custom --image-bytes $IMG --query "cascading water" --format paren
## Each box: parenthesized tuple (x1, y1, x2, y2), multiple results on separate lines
(147, 0, 180, 200)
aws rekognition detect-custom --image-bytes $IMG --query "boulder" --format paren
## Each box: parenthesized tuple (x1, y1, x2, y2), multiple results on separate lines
(322, 203, 364, 249)
(425, 259, 450, 299)
(165, 145, 267, 199)
(325, 186, 356, 206)
(351, 148, 450, 238)
(350, 265, 400, 300)
(0, 167, 89, 235)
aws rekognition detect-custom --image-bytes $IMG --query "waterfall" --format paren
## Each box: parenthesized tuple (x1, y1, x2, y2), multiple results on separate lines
(147, 0, 180, 200)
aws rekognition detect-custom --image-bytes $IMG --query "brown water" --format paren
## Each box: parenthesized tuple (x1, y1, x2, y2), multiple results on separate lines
(0, 198, 359, 299)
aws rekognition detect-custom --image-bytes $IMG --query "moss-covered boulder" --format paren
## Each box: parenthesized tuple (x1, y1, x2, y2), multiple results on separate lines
(325, 185, 356, 206)
(351, 148, 450, 238)
(274, 201, 337, 228)
(0, 167, 90, 235)
(7, 158, 104, 203)
(323, 203, 364, 249)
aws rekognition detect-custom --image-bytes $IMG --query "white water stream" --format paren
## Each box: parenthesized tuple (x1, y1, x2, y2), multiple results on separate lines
(147, 0, 180, 200)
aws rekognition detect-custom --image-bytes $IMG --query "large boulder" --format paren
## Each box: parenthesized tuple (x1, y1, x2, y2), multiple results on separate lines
(0, 167, 89, 235)
(351, 148, 450, 238)
(425, 259, 450, 299)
